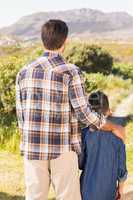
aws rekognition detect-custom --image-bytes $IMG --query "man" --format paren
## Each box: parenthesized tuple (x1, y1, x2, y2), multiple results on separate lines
(16, 19, 125, 200)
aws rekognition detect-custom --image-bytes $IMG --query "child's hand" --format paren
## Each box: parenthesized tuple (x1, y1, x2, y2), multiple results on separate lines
(115, 187, 121, 200)
(119, 189, 124, 200)
(115, 187, 124, 200)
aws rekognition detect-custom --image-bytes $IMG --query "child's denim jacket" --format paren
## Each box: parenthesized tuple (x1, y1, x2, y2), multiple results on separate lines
(79, 116, 128, 200)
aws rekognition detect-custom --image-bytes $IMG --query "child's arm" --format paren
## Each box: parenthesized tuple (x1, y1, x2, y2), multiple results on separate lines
(116, 182, 124, 200)
(117, 142, 128, 199)
(119, 182, 124, 199)
(118, 142, 128, 181)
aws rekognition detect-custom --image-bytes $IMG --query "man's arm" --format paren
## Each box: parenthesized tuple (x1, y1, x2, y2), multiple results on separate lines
(69, 67, 125, 140)
(16, 73, 24, 134)
(69, 67, 105, 128)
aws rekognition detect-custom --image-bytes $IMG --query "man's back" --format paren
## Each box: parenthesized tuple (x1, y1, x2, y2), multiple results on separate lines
(16, 52, 82, 160)
(79, 116, 127, 200)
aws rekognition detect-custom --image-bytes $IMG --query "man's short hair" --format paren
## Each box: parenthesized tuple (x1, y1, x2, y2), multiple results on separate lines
(41, 19, 68, 50)
(89, 91, 109, 115)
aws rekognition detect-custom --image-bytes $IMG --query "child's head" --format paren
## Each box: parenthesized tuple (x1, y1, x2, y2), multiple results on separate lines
(89, 91, 110, 116)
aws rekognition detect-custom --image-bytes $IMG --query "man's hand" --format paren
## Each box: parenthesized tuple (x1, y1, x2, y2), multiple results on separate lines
(100, 120, 126, 142)
(112, 125, 125, 142)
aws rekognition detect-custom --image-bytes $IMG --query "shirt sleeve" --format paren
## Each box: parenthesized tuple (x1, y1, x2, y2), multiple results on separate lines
(69, 67, 106, 128)
(16, 73, 24, 134)
(118, 142, 128, 182)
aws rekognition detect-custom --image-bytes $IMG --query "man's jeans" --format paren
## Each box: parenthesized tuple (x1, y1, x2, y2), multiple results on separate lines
(24, 151, 81, 200)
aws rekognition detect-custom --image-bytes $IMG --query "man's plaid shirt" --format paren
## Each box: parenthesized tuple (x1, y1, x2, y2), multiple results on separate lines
(16, 52, 105, 160)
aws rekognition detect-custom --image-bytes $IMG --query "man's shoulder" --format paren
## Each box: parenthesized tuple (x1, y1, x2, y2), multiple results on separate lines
(16, 56, 47, 81)
(66, 63, 81, 76)
(54, 62, 82, 81)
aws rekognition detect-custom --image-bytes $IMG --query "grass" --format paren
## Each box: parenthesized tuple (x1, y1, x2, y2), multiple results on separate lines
(0, 152, 25, 199)
(0, 152, 55, 200)
(126, 120, 133, 173)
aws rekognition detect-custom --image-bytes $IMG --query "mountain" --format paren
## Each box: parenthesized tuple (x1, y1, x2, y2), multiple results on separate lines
(1, 8, 133, 40)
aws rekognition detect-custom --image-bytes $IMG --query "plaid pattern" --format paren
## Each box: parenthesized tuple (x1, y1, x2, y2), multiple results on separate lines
(16, 52, 105, 160)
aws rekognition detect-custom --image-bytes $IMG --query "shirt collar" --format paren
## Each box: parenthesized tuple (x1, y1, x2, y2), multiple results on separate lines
(43, 51, 66, 65)
(43, 51, 61, 58)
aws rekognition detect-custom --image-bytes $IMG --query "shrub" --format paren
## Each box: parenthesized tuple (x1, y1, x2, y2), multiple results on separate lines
(0, 121, 20, 153)
(112, 63, 133, 80)
(64, 43, 113, 74)
(0, 53, 35, 134)
(0, 56, 27, 115)
(84, 72, 132, 93)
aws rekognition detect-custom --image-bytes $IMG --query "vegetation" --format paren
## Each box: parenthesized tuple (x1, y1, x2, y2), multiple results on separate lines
(113, 63, 133, 80)
(0, 42, 132, 151)
(64, 43, 113, 74)
(0, 41, 133, 199)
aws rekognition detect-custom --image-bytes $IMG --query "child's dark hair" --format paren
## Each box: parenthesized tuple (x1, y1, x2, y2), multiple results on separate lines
(89, 91, 109, 115)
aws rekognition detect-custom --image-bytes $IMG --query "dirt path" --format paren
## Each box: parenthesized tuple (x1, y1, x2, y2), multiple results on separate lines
(124, 175, 133, 200)
(114, 93, 133, 199)
(114, 93, 133, 117)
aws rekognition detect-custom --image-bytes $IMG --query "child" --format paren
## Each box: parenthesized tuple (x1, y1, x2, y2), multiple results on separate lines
(79, 91, 128, 200)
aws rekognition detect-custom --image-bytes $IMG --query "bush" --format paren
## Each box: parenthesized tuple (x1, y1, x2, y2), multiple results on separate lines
(0, 52, 38, 118)
(112, 63, 133, 80)
(64, 43, 113, 74)
(84, 72, 132, 92)
(0, 121, 20, 153)
(0, 56, 27, 115)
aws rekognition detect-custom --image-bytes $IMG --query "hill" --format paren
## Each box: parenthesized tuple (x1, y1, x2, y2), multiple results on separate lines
(0, 8, 133, 41)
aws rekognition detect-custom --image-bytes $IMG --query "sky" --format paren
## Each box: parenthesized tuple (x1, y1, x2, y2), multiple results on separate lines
(0, 0, 133, 28)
